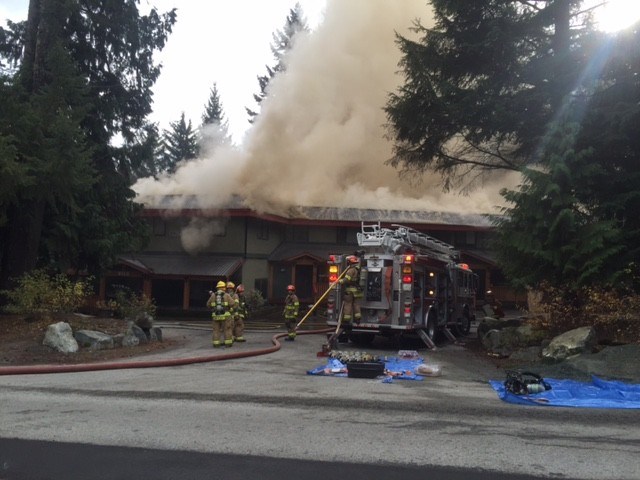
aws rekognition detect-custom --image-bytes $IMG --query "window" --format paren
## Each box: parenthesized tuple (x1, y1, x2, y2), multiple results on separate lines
(455, 231, 476, 246)
(286, 226, 309, 242)
(152, 218, 166, 236)
(257, 221, 269, 240)
(337, 227, 347, 244)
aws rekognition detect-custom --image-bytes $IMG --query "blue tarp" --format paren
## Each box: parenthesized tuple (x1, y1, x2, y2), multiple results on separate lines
(490, 376, 640, 409)
(307, 357, 425, 382)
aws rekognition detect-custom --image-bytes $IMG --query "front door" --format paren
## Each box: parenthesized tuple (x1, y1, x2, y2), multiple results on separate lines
(295, 264, 313, 301)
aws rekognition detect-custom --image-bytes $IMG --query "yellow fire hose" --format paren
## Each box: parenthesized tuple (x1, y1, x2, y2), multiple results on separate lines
(296, 268, 349, 330)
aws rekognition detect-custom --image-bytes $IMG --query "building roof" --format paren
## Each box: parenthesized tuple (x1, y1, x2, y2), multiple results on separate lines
(139, 195, 492, 228)
(290, 206, 490, 227)
(117, 254, 243, 277)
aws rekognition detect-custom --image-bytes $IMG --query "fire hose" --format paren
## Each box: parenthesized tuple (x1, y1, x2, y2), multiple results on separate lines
(0, 269, 351, 376)
(0, 326, 334, 376)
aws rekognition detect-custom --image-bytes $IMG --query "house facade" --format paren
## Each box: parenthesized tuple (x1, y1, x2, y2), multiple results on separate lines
(100, 199, 522, 313)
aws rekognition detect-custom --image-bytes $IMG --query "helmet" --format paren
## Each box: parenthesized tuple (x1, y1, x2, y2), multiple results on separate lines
(226, 281, 235, 289)
(346, 255, 359, 264)
(216, 281, 226, 289)
(287, 284, 295, 292)
(236, 284, 245, 293)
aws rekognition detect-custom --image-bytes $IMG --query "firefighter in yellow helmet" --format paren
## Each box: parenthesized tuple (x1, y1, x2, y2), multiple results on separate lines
(283, 284, 299, 341)
(339, 254, 363, 325)
(226, 281, 240, 341)
(207, 280, 234, 347)
(233, 284, 248, 342)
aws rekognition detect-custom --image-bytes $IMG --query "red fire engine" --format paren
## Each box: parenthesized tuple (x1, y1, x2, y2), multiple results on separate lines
(326, 223, 477, 348)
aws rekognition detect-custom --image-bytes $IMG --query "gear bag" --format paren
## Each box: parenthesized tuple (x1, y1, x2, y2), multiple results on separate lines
(504, 370, 552, 395)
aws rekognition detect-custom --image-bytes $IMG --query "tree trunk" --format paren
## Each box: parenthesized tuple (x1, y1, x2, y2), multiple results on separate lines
(0, 201, 45, 289)
(0, 0, 51, 289)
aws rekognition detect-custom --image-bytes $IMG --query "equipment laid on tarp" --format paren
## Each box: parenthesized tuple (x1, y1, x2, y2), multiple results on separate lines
(490, 375, 640, 409)
(307, 350, 441, 382)
(504, 370, 552, 395)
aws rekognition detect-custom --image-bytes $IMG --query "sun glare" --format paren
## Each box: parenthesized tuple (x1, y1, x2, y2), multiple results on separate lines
(592, 0, 640, 32)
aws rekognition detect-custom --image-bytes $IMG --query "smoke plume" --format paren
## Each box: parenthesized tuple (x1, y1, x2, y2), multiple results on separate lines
(134, 0, 519, 219)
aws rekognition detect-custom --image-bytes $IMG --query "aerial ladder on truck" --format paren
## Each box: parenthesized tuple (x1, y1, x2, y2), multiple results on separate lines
(357, 223, 460, 264)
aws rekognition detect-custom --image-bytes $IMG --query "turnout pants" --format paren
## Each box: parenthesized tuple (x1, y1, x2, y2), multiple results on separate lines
(212, 315, 234, 347)
(342, 292, 361, 323)
(234, 315, 245, 341)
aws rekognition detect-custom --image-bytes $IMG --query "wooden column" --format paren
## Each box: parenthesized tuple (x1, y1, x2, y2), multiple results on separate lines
(183, 279, 191, 310)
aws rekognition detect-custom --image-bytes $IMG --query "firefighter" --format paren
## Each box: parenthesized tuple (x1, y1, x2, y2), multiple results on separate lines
(226, 281, 240, 340)
(283, 284, 299, 341)
(234, 284, 247, 342)
(207, 281, 235, 347)
(339, 254, 363, 326)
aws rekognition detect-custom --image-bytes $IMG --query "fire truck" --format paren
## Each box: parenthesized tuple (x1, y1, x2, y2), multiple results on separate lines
(326, 223, 478, 348)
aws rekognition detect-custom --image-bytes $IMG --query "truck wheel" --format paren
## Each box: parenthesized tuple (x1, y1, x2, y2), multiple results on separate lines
(425, 311, 437, 341)
(454, 310, 471, 336)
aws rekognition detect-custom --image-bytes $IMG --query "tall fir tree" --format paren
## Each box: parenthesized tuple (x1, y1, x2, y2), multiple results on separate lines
(116, 122, 164, 181)
(385, 0, 640, 289)
(385, 0, 594, 189)
(0, 0, 176, 287)
(160, 113, 199, 174)
(201, 83, 231, 145)
(245, 2, 308, 124)
(492, 122, 624, 289)
(492, 24, 640, 290)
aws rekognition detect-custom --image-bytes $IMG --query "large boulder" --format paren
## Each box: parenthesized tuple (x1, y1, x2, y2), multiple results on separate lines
(480, 324, 547, 356)
(477, 317, 524, 339)
(542, 326, 597, 362)
(74, 330, 115, 350)
(127, 322, 149, 344)
(43, 322, 79, 353)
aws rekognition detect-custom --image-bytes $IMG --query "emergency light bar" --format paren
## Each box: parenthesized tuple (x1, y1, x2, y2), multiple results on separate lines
(329, 265, 338, 282)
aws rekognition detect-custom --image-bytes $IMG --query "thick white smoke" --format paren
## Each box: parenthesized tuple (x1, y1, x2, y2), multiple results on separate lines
(134, 0, 519, 219)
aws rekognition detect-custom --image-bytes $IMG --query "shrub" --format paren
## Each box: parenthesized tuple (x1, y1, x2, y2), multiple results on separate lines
(111, 285, 156, 320)
(1, 269, 93, 315)
(534, 282, 640, 342)
(245, 289, 265, 312)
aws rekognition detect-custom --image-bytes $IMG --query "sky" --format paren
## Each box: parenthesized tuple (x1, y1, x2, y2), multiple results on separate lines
(2, 1, 639, 144)
(2, 1, 640, 253)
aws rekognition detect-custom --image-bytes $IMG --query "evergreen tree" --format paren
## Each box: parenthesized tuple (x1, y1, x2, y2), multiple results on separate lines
(385, 0, 640, 289)
(201, 83, 231, 145)
(576, 26, 640, 263)
(385, 0, 595, 190)
(492, 122, 624, 289)
(492, 24, 640, 290)
(0, 0, 176, 288)
(117, 122, 164, 181)
(246, 2, 308, 123)
(160, 113, 199, 174)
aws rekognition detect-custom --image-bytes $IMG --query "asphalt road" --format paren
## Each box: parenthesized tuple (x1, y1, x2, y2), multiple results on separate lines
(0, 324, 638, 479)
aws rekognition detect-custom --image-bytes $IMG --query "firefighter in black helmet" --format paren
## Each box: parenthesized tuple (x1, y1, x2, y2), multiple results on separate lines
(339, 254, 363, 326)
